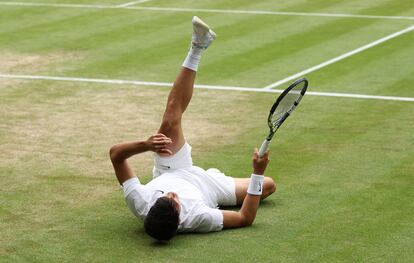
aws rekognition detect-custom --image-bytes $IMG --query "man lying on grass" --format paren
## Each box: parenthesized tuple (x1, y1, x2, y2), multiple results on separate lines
(109, 16, 276, 241)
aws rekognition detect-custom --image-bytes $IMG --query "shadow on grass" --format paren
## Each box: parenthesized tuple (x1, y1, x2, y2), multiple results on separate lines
(219, 197, 280, 210)
(134, 227, 220, 247)
(126, 198, 280, 248)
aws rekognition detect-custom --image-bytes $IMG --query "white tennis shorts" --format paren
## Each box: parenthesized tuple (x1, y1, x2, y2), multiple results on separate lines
(152, 143, 237, 206)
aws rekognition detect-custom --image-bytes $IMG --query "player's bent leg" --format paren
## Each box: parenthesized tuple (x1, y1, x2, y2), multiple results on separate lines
(265, 177, 277, 197)
(234, 177, 276, 205)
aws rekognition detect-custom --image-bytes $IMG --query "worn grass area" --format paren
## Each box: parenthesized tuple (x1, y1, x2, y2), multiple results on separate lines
(1, 0, 414, 262)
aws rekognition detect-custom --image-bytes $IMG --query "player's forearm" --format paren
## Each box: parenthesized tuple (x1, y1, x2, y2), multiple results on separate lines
(109, 140, 148, 164)
(239, 194, 261, 226)
(239, 172, 266, 226)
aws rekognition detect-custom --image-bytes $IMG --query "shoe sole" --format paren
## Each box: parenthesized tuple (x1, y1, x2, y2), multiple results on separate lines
(192, 16, 216, 37)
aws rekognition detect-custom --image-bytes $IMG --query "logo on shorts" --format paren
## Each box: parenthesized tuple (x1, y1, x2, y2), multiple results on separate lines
(258, 183, 262, 192)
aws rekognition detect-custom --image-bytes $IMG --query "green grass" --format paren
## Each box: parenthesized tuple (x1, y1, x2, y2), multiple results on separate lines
(1, 0, 413, 262)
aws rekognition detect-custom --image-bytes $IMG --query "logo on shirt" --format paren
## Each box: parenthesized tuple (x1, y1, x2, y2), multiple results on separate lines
(160, 164, 171, 169)
(155, 190, 165, 194)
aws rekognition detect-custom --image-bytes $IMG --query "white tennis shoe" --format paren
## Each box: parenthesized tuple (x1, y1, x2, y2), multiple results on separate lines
(191, 16, 216, 49)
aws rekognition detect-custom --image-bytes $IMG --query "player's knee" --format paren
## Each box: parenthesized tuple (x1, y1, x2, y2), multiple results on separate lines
(109, 145, 115, 160)
(264, 177, 276, 196)
(109, 144, 120, 164)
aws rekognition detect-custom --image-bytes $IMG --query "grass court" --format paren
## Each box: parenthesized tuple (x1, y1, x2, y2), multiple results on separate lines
(1, 0, 413, 262)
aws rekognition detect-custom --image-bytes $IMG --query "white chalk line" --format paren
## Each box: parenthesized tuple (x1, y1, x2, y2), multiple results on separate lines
(117, 0, 153, 8)
(263, 24, 414, 90)
(0, 1, 413, 21)
(125, 6, 414, 21)
(0, 2, 413, 102)
(0, 1, 112, 9)
(1, 73, 413, 102)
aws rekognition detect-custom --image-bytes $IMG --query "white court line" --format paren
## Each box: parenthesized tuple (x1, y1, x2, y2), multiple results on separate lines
(0, 1, 112, 9)
(126, 6, 414, 21)
(263, 25, 414, 90)
(117, 0, 153, 8)
(0, 2, 413, 21)
(1, 73, 414, 102)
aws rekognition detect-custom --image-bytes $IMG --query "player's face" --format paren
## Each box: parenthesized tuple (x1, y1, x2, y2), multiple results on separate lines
(165, 192, 181, 212)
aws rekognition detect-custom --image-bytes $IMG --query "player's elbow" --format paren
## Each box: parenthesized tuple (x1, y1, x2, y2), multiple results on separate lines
(109, 144, 120, 164)
(239, 213, 255, 227)
(241, 217, 254, 227)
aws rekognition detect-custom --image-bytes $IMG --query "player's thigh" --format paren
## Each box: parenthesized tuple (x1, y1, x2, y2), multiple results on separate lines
(234, 178, 250, 205)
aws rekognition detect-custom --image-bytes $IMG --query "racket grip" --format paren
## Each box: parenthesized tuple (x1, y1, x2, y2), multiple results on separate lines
(258, 139, 270, 158)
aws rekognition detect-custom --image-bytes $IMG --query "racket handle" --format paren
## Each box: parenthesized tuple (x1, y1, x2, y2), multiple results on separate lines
(258, 139, 270, 158)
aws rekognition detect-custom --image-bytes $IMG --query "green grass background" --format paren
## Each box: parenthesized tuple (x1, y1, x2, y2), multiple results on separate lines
(1, 0, 413, 262)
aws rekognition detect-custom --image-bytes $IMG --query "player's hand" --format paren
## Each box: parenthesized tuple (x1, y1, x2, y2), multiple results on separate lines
(145, 133, 173, 155)
(252, 148, 270, 175)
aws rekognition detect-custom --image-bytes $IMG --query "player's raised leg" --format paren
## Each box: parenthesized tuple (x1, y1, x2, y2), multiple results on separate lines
(158, 16, 216, 154)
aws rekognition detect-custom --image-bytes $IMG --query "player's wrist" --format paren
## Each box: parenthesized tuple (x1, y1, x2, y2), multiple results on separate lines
(247, 174, 265, 195)
(253, 169, 265, 175)
(140, 140, 151, 151)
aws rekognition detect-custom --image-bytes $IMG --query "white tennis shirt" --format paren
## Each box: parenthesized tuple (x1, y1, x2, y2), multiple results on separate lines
(123, 166, 224, 232)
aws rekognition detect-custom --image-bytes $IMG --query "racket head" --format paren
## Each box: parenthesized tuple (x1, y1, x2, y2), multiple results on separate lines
(266, 78, 308, 138)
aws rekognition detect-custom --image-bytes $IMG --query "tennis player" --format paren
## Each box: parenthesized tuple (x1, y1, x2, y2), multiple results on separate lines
(110, 16, 276, 241)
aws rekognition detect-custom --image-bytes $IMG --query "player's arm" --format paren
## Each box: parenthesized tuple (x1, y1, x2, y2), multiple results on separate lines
(109, 133, 172, 184)
(222, 149, 269, 228)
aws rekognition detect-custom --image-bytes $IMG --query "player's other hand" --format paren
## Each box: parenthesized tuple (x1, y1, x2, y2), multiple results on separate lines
(252, 148, 270, 175)
(145, 133, 173, 155)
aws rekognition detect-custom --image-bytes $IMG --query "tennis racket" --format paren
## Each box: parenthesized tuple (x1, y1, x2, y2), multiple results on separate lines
(258, 78, 308, 157)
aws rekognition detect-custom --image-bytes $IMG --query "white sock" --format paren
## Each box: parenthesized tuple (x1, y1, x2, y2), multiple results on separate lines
(182, 46, 204, 72)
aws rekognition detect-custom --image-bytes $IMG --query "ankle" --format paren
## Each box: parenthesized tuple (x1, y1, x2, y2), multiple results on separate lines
(182, 46, 204, 72)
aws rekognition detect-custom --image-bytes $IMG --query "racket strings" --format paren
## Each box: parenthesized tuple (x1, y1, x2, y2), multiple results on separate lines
(270, 89, 303, 129)
(263, 78, 307, 145)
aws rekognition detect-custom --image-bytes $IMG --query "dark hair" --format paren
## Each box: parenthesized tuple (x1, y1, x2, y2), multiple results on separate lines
(144, 197, 180, 241)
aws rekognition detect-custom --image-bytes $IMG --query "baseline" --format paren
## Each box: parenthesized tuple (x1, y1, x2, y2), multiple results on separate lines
(1, 73, 413, 102)
(0, 2, 413, 21)
(127, 6, 414, 21)
(117, 0, 153, 8)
